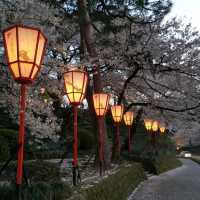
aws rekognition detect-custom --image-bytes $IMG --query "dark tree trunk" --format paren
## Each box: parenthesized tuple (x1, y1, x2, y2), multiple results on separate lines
(77, 0, 111, 167)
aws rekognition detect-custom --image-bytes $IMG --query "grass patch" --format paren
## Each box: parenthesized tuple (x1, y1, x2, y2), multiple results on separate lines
(191, 157, 200, 165)
(153, 156, 182, 174)
(74, 162, 146, 200)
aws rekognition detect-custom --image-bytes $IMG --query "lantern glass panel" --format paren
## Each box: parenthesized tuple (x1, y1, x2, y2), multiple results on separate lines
(18, 27, 38, 62)
(4, 27, 17, 63)
(30, 65, 39, 79)
(20, 63, 33, 77)
(152, 121, 159, 132)
(10, 63, 20, 78)
(93, 93, 109, 116)
(124, 111, 134, 126)
(36, 34, 46, 66)
(111, 105, 124, 123)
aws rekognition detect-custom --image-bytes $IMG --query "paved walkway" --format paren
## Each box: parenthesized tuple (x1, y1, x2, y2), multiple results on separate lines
(128, 159, 200, 200)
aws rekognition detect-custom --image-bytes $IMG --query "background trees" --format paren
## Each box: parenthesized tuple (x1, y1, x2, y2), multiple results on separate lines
(1, 0, 200, 160)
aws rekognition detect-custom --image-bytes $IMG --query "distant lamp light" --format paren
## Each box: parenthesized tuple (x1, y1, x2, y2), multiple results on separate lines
(144, 119, 152, 131)
(123, 111, 134, 154)
(64, 68, 88, 105)
(93, 93, 110, 117)
(111, 105, 124, 123)
(123, 111, 134, 126)
(152, 120, 159, 132)
(93, 93, 110, 175)
(160, 126, 166, 134)
(111, 104, 124, 159)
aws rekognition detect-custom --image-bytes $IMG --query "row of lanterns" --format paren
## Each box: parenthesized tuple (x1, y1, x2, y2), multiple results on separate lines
(144, 119, 166, 147)
(2, 24, 166, 189)
(2, 24, 135, 187)
(144, 119, 166, 134)
(63, 68, 135, 182)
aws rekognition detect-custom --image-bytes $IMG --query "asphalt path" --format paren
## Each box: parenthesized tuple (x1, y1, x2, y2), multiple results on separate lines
(128, 159, 200, 200)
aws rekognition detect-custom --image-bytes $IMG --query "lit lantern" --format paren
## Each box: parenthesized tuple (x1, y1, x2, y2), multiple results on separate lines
(93, 93, 110, 175)
(93, 93, 110, 117)
(152, 120, 159, 132)
(144, 119, 152, 131)
(63, 68, 88, 185)
(111, 105, 124, 159)
(123, 111, 134, 154)
(2, 24, 47, 194)
(64, 69, 88, 105)
(3, 25, 47, 84)
(111, 105, 124, 123)
(123, 111, 134, 126)
(160, 126, 166, 134)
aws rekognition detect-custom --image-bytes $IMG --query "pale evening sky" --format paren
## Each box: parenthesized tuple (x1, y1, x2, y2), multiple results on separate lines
(167, 0, 200, 30)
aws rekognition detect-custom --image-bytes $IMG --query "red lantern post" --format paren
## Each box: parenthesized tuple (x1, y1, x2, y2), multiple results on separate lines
(152, 120, 159, 147)
(63, 68, 88, 185)
(2, 25, 47, 198)
(111, 105, 124, 159)
(123, 111, 134, 154)
(93, 93, 110, 175)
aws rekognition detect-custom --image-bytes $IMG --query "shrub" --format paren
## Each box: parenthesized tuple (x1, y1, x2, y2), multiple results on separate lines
(74, 163, 146, 200)
(0, 182, 72, 200)
(0, 129, 18, 161)
(0, 160, 60, 183)
(153, 156, 182, 174)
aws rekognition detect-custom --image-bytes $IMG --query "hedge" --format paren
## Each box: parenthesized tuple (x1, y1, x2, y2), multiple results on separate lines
(148, 156, 182, 174)
(74, 162, 146, 200)
(132, 154, 182, 175)
(0, 182, 72, 200)
(0, 160, 60, 183)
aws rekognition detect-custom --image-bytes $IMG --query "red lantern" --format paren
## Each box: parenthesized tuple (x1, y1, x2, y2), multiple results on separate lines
(64, 69, 88, 105)
(111, 105, 124, 123)
(93, 93, 110, 175)
(160, 126, 166, 134)
(152, 120, 159, 132)
(93, 93, 110, 117)
(63, 68, 88, 185)
(2, 25, 47, 190)
(111, 105, 124, 158)
(144, 119, 153, 131)
(3, 25, 47, 84)
(123, 111, 134, 154)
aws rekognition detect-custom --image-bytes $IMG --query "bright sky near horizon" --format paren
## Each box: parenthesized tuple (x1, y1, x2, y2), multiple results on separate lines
(167, 0, 200, 30)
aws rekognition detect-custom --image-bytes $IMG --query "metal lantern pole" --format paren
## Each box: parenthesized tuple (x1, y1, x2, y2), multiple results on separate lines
(116, 124, 120, 158)
(98, 117, 103, 176)
(152, 121, 159, 148)
(72, 104, 78, 185)
(128, 126, 131, 154)
(16, 84, 26, 185)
